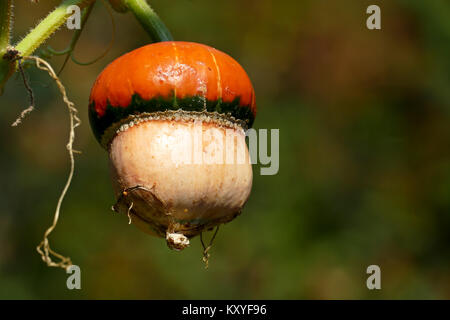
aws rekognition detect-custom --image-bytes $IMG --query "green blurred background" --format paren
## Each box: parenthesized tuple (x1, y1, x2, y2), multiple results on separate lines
(0, 0, 449, 299)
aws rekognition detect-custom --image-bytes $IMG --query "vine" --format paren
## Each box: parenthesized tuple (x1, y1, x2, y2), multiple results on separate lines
(0, 0, 173, 270)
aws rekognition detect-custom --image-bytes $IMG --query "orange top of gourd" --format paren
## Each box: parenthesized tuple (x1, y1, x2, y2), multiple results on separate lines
(89, 41, 256, 146)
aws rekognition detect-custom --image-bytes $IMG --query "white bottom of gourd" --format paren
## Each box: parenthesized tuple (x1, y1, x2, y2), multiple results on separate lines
(108, 113, 252, 251)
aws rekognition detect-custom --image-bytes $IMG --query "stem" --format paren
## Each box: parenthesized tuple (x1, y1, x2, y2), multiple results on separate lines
(124, 0, 173, 42)
(15, 0, 94, 57)
(1, 0, 93, 94)
(0, 0, 172, 94)
(0, 0, 14, 94)
(0, 0, 14, 53)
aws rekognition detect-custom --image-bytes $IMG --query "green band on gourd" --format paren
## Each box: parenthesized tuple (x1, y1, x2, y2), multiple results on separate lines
(89, 93, 255, 148)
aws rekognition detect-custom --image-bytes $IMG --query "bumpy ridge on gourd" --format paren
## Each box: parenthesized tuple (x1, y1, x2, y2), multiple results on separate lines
(97, 109, 249, 150)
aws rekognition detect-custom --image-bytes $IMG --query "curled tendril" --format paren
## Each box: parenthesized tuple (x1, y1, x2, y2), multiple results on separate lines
(34, 0, 115, 75)
(200, 226, 220, 269)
